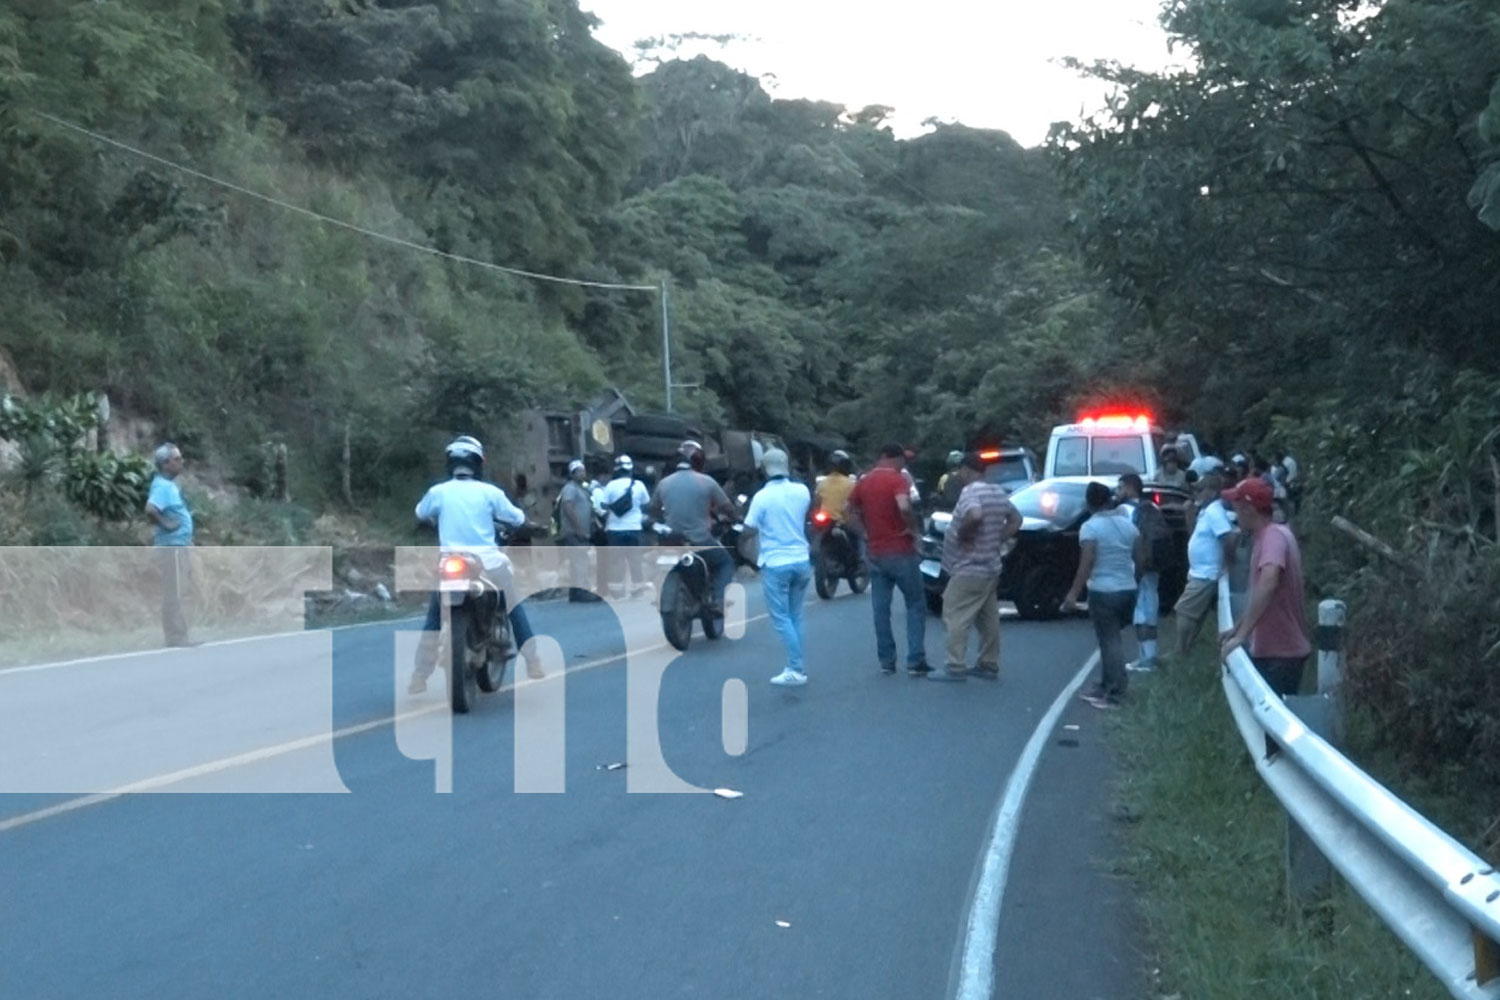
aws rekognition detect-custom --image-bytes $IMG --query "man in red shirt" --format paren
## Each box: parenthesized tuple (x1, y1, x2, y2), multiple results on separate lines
(848, 443, 930, 675)
(1219, 477, 1311, 695)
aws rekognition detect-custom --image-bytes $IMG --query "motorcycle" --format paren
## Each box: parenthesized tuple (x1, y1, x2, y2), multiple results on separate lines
(918, 510, 951, 614)
(808, 509, 868, 599)
(650, 520, 749, 651)
(435, 551, 515, 714)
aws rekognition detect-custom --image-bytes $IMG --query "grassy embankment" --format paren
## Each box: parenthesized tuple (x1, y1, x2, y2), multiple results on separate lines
(1108, 636, 1461, 1000)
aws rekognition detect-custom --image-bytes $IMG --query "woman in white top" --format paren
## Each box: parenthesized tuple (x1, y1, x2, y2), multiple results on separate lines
(1062, 481, 1143, 709)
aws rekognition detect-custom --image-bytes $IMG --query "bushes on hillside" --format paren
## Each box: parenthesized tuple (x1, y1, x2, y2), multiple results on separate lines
(0, 392, 152, 525)
(1284, 367, 1500, 795)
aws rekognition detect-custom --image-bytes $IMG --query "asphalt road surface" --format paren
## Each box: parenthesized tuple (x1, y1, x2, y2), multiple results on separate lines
(0, 575, 1143, 1000)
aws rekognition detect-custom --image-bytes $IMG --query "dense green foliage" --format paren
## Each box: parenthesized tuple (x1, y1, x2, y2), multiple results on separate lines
(0, 393, 152, 520)
(1051, 0, 1500, 793)
(1, 1, 1114, 506)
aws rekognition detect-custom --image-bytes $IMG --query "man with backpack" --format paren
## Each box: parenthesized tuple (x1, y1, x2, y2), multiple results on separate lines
(601, 455, 652, 598)
(1117, 473, 1170, 673)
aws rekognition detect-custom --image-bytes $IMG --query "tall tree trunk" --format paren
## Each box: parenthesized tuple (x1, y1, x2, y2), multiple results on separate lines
(341, 421, 353, 507)
(275, 443, 290, 503)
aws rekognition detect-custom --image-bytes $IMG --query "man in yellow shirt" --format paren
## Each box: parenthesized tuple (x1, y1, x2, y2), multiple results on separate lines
(813, 450, 857, 522)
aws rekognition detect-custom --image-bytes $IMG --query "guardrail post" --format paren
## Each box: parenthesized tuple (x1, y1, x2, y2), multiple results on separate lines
(1283, 691, 1338, 911)
(1316, 599, 1345, 694)
(1283, 600, 1346, 909)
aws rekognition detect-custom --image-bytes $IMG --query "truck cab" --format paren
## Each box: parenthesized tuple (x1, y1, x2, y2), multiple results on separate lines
(1043, 412, 1200, 484)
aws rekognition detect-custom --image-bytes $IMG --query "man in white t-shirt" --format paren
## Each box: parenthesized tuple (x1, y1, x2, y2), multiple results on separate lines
(1171, 468, 1239, 661)
(743, 449, 813, 686)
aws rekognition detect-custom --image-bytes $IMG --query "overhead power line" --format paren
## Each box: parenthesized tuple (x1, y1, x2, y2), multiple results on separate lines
(28, 110, 658, 292)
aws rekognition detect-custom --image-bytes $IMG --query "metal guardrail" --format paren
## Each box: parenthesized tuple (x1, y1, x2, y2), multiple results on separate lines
(1216, 573, 1500, 999)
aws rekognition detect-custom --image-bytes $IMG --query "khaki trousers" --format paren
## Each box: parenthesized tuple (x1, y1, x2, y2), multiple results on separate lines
(942, 574, 1000, 671)
(1172, 576, 1218, 659)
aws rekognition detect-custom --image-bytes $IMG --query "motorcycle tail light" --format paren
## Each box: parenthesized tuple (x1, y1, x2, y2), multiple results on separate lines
(812, 510, 831, 525)
(440, 555, 470, 578)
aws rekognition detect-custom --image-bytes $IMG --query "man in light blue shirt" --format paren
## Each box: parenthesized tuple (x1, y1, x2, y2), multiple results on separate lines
(409, 436, 545, 694)
(744, 449, 813, 686)
(145, 442, 195, 647)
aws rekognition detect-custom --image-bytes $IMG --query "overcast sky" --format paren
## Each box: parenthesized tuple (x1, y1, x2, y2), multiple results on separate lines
(580, 0, 1180, 147)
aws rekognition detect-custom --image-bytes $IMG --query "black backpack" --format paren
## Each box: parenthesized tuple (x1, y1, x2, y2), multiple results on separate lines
(1134, 500, 1174, 573)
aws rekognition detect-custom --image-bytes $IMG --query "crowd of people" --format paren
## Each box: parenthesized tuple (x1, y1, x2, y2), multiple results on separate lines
(1061, 444, 1312, 709)
(139, 433, 1311, 707)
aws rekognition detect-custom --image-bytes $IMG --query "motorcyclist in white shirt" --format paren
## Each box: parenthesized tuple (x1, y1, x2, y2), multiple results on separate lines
(408, 436, 544, 694)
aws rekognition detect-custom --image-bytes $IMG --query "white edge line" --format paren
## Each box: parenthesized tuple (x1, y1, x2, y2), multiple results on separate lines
(0, 615, 428, 675)
(0, 612, 771, 834)
(954, 650, 1101, 1000)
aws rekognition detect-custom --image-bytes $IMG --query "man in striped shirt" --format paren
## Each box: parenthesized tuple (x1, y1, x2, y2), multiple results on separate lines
(937, 453, 1022, 681)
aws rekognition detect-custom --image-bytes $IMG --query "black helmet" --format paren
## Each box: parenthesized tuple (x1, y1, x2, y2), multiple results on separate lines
(445, 435, 485, 477)
(830, 449, 853, 475)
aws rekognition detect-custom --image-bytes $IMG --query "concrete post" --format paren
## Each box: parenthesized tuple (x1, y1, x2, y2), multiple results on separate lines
(1317, 599, 1345, 693)
(1284, 692, 1338, 910)
(1283, 599, 1347, 911)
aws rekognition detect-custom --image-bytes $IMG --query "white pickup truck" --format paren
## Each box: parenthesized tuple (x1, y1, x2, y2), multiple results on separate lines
(1042, 413, 1201, 484)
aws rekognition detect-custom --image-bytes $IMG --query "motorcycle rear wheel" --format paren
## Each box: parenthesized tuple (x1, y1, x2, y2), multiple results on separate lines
(659, 573, 693, 651)
(848, 566, 869, 594)
(448, 604, 478, 713)
(814, 558, 837, 600)
(477, 604, 512, 692)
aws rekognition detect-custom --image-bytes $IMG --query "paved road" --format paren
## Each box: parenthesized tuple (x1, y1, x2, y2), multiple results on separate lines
(0, 576, 1137, 999)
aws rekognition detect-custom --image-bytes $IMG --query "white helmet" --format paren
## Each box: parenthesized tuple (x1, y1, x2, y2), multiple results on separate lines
(445, 435, 485, 474)
(614, 454, 634, 473)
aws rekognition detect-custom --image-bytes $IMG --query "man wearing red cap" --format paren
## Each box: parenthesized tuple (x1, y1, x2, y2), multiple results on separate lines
(1219, 476, 1311, 695)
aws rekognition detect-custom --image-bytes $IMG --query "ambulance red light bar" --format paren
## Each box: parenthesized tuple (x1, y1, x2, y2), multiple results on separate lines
(1078, 412, 1152, 431)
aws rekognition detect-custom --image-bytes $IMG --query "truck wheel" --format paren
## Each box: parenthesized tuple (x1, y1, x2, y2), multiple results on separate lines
(619, 433, 684, 458)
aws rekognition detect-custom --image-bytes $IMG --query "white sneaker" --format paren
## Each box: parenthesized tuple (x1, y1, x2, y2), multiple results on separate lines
(1126, 657, 1157, 673)
(770, 669, 808, 687)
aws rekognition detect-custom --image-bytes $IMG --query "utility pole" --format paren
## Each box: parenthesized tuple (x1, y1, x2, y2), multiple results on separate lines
(661, 279, 672, 413)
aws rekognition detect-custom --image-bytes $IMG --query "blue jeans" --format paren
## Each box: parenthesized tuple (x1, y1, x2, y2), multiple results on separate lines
(869, 553, 927, 668)
(1088, 588, 1137, 699)
(761, 561, 812, 674)
(416, 589, 535, 676)
(700, 543, 736, 610)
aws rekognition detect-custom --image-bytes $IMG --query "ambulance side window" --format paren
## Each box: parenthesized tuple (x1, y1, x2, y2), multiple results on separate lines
(1053, 437, 1088, 477)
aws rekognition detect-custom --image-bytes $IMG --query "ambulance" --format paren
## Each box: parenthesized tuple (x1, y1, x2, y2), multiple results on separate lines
(1042, 412, 1201, 484)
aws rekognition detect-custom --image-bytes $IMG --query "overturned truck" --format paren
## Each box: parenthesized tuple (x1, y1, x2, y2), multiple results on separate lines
(499, 389, 788, 516)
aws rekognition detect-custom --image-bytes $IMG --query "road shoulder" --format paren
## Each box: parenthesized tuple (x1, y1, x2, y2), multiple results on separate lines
(992, 695, 1149, 999)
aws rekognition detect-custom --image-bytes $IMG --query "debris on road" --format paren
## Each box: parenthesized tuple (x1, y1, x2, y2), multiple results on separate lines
(596, 762, 627, 771)
(712, 788, 744, 799)
(775, 920, 791, 928)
